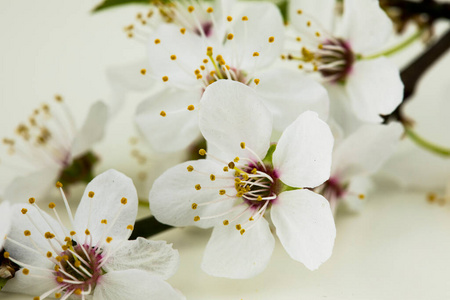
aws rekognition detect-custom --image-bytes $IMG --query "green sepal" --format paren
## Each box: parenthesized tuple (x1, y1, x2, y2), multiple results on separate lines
(93, 0, 152, 13)
(0, 278, 7, 291)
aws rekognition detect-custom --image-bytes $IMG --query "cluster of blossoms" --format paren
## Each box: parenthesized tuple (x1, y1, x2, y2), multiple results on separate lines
(1, 0, 412, 298)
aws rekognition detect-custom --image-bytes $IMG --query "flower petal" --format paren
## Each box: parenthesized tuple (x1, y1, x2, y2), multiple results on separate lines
(0, 201, 11, 250)
(74, 169, 138, 245)
(271, 189, 336, 270)
(5, 204, 67, 269)
(103, 237, 179, 280)
(94, 270, 185, 300)
(149, 160, 235, 229)
(199, 80, 272, 161)
(343, 176, 374, 212)
(254, 68, 329, 131)
(2, 267, 57, 297)
(147, 24, 207, 90)
(106, 59, 153, 93)
(135, 88, 202, 152)
(201, 213, 274, 278)
(332, 122, 403, 181)
(346, 58, 403, 123)
(4, 166, 60, 203)
(289, 0, 336, 33)
(341, 0, 393, 54)
(228, 2, 284, 70)
(273, 111, 333, 188)
(71, 101, 109, 158)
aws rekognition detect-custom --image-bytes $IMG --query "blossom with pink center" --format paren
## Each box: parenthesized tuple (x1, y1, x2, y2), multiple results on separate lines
(149, 80, 335, 278)
(2, 170, 183, 300)
(134, 1, 329, 152)
(287, 0, 403, 124)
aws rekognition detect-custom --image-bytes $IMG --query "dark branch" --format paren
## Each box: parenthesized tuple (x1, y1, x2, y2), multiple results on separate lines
(381, 0, 450, 21)
(383, 29, 450, 123)
(129, 216, 172, 240)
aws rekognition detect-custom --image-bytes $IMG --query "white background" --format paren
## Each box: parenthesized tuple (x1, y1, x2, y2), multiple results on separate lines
(1, 0, 450, 299)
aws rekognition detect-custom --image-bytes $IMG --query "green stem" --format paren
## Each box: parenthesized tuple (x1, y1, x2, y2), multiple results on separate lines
(363, 29, 423, 60)
(404, 126, 450, 157)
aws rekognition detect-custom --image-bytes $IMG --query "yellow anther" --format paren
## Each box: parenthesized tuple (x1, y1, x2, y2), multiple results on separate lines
(307, 21, 311, 27)
(64, 237, 71, 242)
(199, 149, 206, 156)
(54, 265, 60, 271)
(180, 28, 186, 34)
(55, 293, 61, 298)
(257, 196, 263, 201)
(48, 202, 56, 209)
(227, 16, 233, 22)
(45, 251, 52, 258)
(210, 174, 216, 181)
(219, 189, 226, 195)
(223, 220, 229, 225)
(101, 219, 107, 224)
(249, 217, 254, 221)
(56, 276, 64, 283)
(253, 52, 259, 57)
(162, 76, 169, 82)
(313, 65, 318, 71)
(160, 111, 167, 117)
(33, 297, 40, 300)
(154, 39, 161, 44)
(297, 9, 303, 14)
(62, 255, 69, 261)
(192, 203, 198, 210)
(24, 230, 31, 236)
(358, 194, 365, 200)
(187, 105, 195, 111)
(187, 6, 194, 13)
(196, 74, 203, 79)
(240, 142, 246, 149)
(127, 225, 134, 230)
(200, 65, 205, 70)
(23, 268, 30, 275)
(56, 181, 63, 188)
(234, 157, 240, 163)
(240, 229, 245, 235)
(268, 36, 275, 43)
(206, 46, 213, 56)
(315, 32, 321, 37)
(195, 184, 201, 190)
(298, 64, 304, 69)
(45, 232, 55, 239)
(74, 261, 81, 268)
(251, 168, 257, 174)
(194, 69, 201, 75)
(140, 69, 146, 75)
(106, 237, 113, 243)
(206, 7, 213, 13)
(70, 231, 76, 236)
(203, 58, 208, 64)
(3, 252, 10, 259)
(55, 256, 62, 262)
(254, 78, 260, 85)
(121, 197, 128, 205)
(28, 197, 35, 204)
(223, 166, 229, 172)
(296, 36, 302, 42)
(236, 224, 242, 230)
(85, 229, 91, 235)
(227, 33, 234, 40)
(228, 162, 235, 169)
(242, 16, 248, 21)
(187, 165, 194, 172)
(74, 289, 82, 295)
(21, 208, 27, 214)
(194, 216, 200, 222)
(170, 55, 177, 60)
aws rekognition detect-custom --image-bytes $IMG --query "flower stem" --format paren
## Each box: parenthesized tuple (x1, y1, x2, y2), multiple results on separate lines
(363, 29, 423, 60)
(129, 216, 173, 240)
(404, 126, 450, 157)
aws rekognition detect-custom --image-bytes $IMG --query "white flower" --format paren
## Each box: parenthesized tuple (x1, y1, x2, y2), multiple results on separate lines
(2, 170, 183, 300)
(0, 202, 10, 251)
(0, 97, 108, 202)
(287, 0, 403, 123)
(316, 122, 403, 213)
(135, 1, 329, 152)
(149, 80, 335, 278)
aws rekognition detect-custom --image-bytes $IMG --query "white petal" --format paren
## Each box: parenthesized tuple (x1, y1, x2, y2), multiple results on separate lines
(273, 111, 334, 188)
(5, 204, 67, 269)
(254, 68, 329, 131)
(106, 59, 153, 92)
(341, 0, 393, 54)
(2, 268, 57, 296)
(103, 237, 179, 280)
(149, 160, 235, 229)
(201, 214, 274, 279)
(147, 24, 207, 90)
(94, 270, 185, 300)
(71, 101, 109, 158)
(199, 80, 272, 161)
(271, 189, 336, 270)
(346, 58, 403, 123)
(4, 166, 60, 203)
(342, 176, 373, 212)
(289, 0, 336, 33)
(229, 2, 284, 70)
(332, 122, 403, 180)
(74, 169, 138, 245)
(0, 201, 11, 250)
(135, 88, 202, 152)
